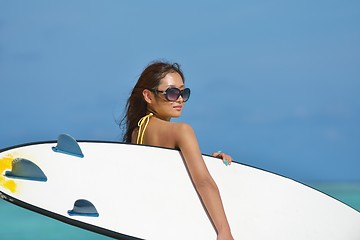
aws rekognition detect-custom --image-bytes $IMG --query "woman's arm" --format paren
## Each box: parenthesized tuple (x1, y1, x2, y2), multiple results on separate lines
(175, 123, 234, 240)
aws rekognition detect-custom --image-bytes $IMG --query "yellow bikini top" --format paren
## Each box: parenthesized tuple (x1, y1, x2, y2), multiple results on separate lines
(136, 113, 153, 144)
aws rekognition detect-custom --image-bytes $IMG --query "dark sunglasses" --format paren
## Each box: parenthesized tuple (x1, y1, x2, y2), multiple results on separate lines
(152, 87, 191, 102)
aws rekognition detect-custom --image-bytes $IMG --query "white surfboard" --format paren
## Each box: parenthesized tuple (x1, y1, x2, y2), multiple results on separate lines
(1, 134, 360, 239)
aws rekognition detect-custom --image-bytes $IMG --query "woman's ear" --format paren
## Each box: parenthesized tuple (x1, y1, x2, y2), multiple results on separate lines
(142, 89, 153, 104)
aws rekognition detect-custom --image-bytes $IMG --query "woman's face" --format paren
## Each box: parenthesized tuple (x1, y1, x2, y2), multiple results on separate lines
(149, 72, 186, 121)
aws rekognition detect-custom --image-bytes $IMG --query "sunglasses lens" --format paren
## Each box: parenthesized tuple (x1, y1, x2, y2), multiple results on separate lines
(181, 88, 190, 102)
(166, 88, 181, 101)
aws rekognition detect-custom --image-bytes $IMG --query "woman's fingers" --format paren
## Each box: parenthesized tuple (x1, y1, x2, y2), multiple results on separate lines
(212, 151, 232, 166)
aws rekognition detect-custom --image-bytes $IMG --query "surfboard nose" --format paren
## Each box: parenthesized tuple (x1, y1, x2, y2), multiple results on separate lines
(67, 199, 99, 217)
(4, 158, 47, 182)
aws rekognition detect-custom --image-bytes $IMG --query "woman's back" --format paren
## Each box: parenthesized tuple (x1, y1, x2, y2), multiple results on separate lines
(131, 117, 187, 149)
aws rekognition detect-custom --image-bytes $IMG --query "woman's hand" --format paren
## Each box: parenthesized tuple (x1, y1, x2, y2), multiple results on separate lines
(212, 151, 233, 166)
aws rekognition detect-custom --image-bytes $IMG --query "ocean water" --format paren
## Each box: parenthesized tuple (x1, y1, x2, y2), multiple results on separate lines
(1, 183, 359, 240)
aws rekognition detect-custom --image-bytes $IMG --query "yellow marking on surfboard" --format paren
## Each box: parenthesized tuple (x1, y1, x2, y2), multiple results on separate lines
(0, 154, 17, 193)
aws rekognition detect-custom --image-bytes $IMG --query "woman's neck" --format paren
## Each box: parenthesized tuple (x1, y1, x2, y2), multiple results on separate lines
(147, 110, 171, 122)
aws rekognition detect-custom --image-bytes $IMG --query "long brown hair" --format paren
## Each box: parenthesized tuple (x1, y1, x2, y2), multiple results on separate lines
(121, 60, 185, 143)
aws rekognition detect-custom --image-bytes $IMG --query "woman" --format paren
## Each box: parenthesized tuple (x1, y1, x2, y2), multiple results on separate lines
(121, 60, 234, 240)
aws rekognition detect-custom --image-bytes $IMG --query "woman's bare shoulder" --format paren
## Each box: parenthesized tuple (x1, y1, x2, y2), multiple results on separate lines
(156, 121, 195, 141)
(166, 122, 197, 146)
(167, 121, 194, 133)
(144, 120, 195, 149)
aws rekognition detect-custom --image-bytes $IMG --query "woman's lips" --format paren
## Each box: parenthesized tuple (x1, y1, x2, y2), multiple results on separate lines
(173, 106, 183, 111)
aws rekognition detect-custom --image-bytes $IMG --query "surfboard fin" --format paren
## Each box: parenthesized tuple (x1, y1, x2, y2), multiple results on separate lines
(68, 199, 99, 217)
(52, 134, 84, 158)
(5, 158, 47, 182)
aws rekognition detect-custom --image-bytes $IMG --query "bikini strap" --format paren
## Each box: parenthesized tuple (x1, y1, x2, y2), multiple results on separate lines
(137, 113, 153, 144)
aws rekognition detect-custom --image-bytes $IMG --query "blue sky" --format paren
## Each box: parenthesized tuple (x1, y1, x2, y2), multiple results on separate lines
(0, 0, 359, 183)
